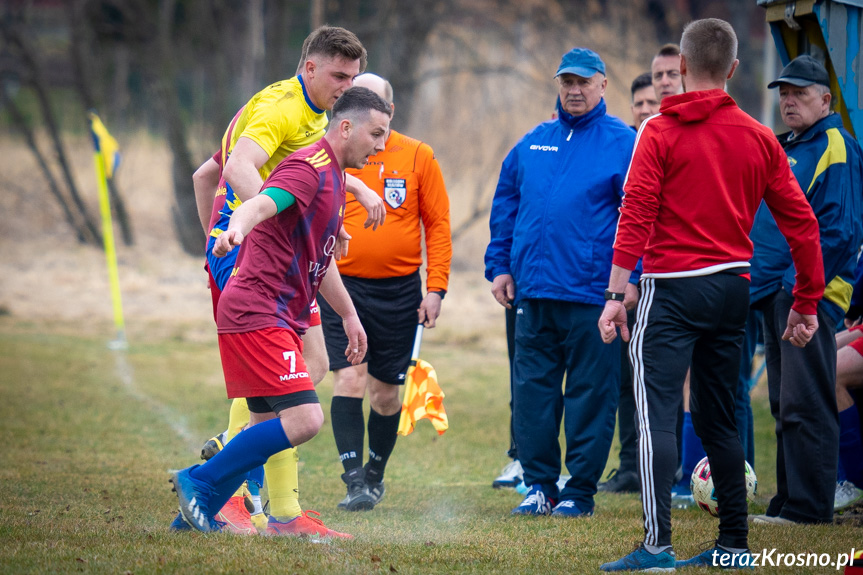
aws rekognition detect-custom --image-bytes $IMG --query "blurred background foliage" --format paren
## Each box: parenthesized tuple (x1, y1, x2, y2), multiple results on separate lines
(0, 0, 772, 256)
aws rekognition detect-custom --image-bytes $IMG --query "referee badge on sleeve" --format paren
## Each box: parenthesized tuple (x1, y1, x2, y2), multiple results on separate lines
(384, 178, 406, 209)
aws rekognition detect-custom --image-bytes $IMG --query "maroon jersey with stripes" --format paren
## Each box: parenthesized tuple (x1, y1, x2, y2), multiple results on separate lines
(217, 138, 345, 336)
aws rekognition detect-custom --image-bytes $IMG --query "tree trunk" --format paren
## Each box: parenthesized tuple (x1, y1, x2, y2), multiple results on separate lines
(148, 0, 203, 255)
(67, 0, 135, 246)
(1, 18, 103, 245)
(0, 91, 89, 244)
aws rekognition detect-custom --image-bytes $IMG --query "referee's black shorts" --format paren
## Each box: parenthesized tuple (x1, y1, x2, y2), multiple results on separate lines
(319, 271, 422, 385)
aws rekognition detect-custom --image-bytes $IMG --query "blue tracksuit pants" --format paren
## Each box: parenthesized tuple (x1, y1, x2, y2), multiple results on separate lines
(513, 298, 619, 512)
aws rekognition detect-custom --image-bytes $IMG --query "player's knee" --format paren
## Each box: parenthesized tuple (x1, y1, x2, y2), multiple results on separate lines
(333, 367, 366, 397)
(369, 381, 401, 415)
(280, 404, 324, 445)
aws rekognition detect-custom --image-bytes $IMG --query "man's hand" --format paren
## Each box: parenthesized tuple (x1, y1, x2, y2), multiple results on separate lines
(350, 178, 386, 230)
(213, 230, 244, 257)
(598, 300, 629, 343)
(342, 313, 368, 365)
(623, 283, 639, 311)
(334, 225, 351, 261)
(491, 274, 515, 309)
(418, 292, 443, 328)
(782, 308, 818, 348)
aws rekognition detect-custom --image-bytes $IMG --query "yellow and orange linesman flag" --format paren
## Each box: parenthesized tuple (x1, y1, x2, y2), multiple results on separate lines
(88, 110, 126, 346)
(397, 325, 449, 436)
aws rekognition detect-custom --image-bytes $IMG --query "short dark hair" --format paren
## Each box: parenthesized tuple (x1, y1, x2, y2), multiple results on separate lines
(331, 87, 393, 124)
(631, 72, 653, 98)
(680, 19, 737, 82)
(655, 43, 680, 59)
(303, 26, 367, 74)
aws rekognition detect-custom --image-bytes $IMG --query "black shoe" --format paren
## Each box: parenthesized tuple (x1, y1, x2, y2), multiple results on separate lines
(597, 468, 640, 493)
(338, 468, 375, 511)
(200, 431, 227, 461)
(364, 465, 386, 506)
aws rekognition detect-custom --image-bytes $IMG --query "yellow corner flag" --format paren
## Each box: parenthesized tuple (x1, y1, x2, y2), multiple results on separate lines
(88, 111, 126, 347)
(89, 111, 120, 179)
(397, 325, 448, 436)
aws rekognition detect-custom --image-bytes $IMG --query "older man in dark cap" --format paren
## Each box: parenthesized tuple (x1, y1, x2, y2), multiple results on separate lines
(485, 47, 637, 517)
(749, 54, 863, 525)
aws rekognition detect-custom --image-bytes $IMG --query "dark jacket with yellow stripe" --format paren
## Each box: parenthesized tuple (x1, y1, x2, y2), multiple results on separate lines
(750, 113, 863, 324)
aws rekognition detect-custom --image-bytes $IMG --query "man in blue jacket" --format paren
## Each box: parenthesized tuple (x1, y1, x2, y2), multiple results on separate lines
(484, 47, 637, 517)
(750, 55, 863, 525)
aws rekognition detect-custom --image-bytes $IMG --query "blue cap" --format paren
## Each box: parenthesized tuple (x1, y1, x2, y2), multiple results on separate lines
(555, 48, 606, 78)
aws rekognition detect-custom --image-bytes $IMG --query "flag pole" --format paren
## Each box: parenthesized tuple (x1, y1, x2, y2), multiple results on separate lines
(90, 112, 126, 349)
(410, 324, 424, 361)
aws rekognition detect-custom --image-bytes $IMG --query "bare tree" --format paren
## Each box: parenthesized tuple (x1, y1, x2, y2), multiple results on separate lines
(1, 13, 102, 245)
(0, 89, 88, 243)
(66, 0, 134, 246)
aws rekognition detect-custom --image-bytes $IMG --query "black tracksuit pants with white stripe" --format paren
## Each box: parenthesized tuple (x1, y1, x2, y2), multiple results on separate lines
(633, 273, 749, 550)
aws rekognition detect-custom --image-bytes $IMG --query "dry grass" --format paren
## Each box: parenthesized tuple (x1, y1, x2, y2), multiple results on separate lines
(0, 321, 859, 574)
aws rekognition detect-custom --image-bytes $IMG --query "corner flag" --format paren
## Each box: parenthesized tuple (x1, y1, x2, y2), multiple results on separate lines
(88, 111, 126, 347)
(397, 325, 449, 436)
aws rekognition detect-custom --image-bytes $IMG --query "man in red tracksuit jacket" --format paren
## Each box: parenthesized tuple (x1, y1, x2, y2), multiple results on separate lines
(597, 18, 824, 571)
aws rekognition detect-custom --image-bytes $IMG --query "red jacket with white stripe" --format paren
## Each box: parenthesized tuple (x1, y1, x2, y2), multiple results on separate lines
(612, 89, 825, 314)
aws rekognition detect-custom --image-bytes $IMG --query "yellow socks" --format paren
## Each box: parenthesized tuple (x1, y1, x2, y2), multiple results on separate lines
(264, 447, 302, 520)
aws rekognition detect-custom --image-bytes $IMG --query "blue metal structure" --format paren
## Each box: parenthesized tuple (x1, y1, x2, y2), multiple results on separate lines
(758, 0, 863, 142)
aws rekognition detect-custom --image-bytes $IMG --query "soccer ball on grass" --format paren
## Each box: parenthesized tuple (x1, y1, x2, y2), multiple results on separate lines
(690, 456, 757, 517)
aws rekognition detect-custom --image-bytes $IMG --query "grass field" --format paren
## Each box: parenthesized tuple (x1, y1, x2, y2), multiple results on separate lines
(0, 316, 859, 574)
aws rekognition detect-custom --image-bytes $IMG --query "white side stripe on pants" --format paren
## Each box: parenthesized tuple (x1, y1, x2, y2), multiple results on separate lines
(630, 277, 659, 546)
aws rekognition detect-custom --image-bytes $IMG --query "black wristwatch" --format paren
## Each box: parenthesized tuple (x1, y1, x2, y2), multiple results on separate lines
(604, 289, 626, 302)
(429, 290, 446, 300)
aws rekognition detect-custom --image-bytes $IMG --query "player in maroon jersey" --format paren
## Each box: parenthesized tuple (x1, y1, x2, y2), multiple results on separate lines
(169, 87, 393, 534)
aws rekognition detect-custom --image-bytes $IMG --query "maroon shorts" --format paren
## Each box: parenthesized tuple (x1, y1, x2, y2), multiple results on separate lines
(849, 324, 863, 357)
(219, 327, 315, 399)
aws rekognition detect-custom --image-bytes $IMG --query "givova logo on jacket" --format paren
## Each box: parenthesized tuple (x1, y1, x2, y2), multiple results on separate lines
(529, 144, 558, 152)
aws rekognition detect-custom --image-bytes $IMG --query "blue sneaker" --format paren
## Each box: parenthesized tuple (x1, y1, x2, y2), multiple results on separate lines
(551, 499, 594, 517)
(169, 511, 192, 531)
(511, 485, 555, 515)
(677, 545, 753, 569)
(168, 466, 219, 532)
(600, 543, 676, 572)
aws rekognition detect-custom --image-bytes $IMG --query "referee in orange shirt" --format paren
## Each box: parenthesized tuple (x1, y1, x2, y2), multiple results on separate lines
(319, 73, 452, 511)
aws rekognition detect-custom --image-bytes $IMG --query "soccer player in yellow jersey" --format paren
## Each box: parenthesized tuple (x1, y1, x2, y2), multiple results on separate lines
(186, 26, 384, 537)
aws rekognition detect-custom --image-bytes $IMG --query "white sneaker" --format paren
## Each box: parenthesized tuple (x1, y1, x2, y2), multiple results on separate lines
(492, 460, 523, 489)
(835, 480, 863, 511)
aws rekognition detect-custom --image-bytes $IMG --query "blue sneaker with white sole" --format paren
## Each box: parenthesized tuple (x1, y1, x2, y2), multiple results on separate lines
(168, 466, 220, 532)
(511, 485, 555, 515)
(551, 499, 594, 517)
(677, 544, 753, 569)
(600, 543, 676, 572)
